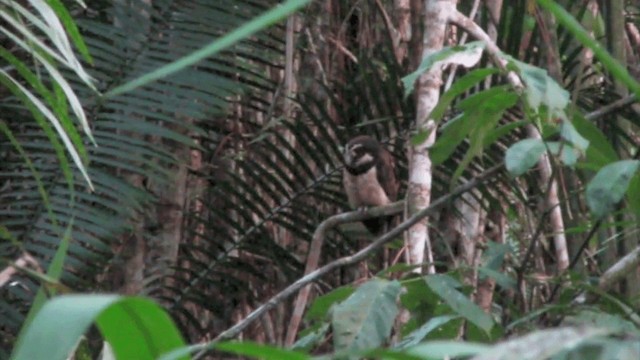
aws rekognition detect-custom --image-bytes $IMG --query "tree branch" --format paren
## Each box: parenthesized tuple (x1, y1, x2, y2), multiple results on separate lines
(285, 200, 404, 345)
(599, 245, 640, 291)
(585, 94, 637, 121)
(192, 163, 503, 358)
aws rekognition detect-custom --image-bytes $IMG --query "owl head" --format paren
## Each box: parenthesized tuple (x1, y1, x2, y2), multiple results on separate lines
(343, 135, 381, 174)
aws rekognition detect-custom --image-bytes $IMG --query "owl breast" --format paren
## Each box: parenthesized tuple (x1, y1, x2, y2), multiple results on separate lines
(343, 166, 391, 209)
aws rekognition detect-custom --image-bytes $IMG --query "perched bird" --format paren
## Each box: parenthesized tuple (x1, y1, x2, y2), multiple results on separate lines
(342, 135, 399, 235)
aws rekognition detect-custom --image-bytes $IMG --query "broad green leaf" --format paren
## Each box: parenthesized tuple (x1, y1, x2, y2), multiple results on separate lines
(306, 285, 354, 322)
(11, 295, 187, 360)
(332, 278, 401, 353)
(394, 315, 459, 349)
(483, 121, 527, 147)
(472, 326, 612, 360)
(107, 0, 312, 96)
(215, 341, 308, 360)
(505, 139, 546, 176)
(627, 174, 640, 218)
(586, 160, 640, 218)
(402, 42, 486, 98)
(538, 0, 640, 98)
(477, 268, 516, 290)
(291, 323, 330, 350)
(407, 341, 490, 359)
(430, 68, 500, 122)
(425, 275, 493, 334)
(572, 113, 617, 167)
(451, 88, 518, 182)
(559, 119, 589, 152)
(546, 142, 579, 166)
(430, 114, 472, 165)
(507, 57, 569, 119)
(568, 310, 640, 334)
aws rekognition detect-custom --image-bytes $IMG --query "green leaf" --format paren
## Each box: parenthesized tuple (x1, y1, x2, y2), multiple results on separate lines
(406, 341, 490, 359)
(586, 160, 640, 218)
(394, 315, 459, 350)
(477, 268, 516, 290)
(332, 278, 402, 353)
(472, 326, 612, 360)
(568, 310, 640, 334)
(507, 57, 569, 120)
(430, 114, 472, 165)
(215, 342, 309, 360)
(430, 67, 500, 122)
(44, 0, 93, 62)
(0, 69, 92, 190)
(451, 88, 518, 182)
(11, 295, 187, 360)
(546, 142, 579, 166)
(107, 0, 312, 97)
(559, 119, 589, 152)
(505, 139, 546, 176)
(425, 275, 493, 334)
(291, 323, 330, 350)
(538, 0, 640, 98)
(306, 285, 354, 322)
(627, 174, 640, 218)
(572, 113, 618, 167)
(402, 42, 486, 98)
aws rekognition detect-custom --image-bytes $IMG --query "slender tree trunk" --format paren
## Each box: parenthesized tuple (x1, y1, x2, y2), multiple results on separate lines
(405, 0, 456, 274)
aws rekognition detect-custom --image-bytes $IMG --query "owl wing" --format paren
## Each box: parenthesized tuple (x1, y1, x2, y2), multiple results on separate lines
(376, 148, 398, 202)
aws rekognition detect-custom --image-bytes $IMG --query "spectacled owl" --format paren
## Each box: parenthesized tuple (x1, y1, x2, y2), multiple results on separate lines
(343, 135, 399, 234)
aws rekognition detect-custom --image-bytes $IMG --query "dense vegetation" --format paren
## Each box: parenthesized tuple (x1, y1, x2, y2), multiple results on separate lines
(1, 0, 640, 359)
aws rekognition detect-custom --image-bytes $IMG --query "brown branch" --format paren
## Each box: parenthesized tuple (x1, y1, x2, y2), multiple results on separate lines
(192, 164, 503, 358)
(285, 200, 404, 345)
(585, 94, 637, 121)
(599, 245, 640, 291)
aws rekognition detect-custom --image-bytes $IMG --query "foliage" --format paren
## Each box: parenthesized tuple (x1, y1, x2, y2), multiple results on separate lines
(3, 0, 640, 359)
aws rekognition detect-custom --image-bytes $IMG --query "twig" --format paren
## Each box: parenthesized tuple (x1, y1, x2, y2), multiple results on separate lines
(444, 0, 482, 91)
(584, 94, 637, 121)
(373, 0, 400, 62)
(193, 164, 503, 358)
(327, 37, 359, 64)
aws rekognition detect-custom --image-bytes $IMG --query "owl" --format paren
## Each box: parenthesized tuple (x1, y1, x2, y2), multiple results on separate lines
(342, 135, 399, 234)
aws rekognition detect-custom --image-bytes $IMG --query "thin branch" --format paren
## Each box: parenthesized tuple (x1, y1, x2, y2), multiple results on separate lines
(192, 164, 503, 358)
(285, 200, 403, 345)
(599, 245, 640, 291)
(444, 0, 482, 90)
(585, 94, 637, 121)
(327, 37, 359, 64)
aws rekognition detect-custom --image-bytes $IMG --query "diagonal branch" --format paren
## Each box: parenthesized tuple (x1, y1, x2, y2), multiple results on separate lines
(191, 163, 503, 358)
